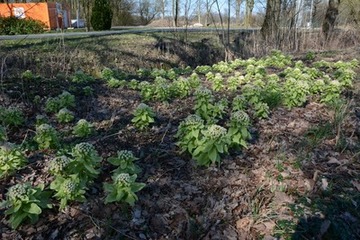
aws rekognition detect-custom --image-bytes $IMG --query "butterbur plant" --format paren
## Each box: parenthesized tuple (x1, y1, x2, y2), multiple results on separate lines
(101, 67, 115, 81)
(138, 81, 155, 101)
(108, 150, 140, 175)
(68, 142, 102, 183)
(232, 95, 247, 111)
(73, 119, 93, 137)
(175, 114, 205, 155)
(194, 87, 215, 122)
(192, 124, 230, 166)
(283, 78, 310, 108)
(45, 91, 75, 113)
(104, 173, 145, 205)
(50, 174, 86, 210)
(48, 155, 71, 176)
(131, 103, 155, 130)
(1, 183, 52, 229)
(34, 124, 60, 150)
(0, 144, 27, 178)
(0, 107, 24, 127)
(227, 111, 251, 149)
(56, 108, 74, 123)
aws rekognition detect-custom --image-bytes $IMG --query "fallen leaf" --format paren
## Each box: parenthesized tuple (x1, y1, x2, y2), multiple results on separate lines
(327, 157, 341, 165)
(236, 217, 253, 231)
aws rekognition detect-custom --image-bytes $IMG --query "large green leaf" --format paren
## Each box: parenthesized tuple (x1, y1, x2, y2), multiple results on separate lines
(25, 203, 42, 215)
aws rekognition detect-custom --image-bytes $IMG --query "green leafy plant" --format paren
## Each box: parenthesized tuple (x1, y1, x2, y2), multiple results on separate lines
(211, 73, 225, 92)
(83, 86, 94, 96)
(176, 114, 205, 155)
(67, 142, 102, 183)
(305, 51, 316, 61)
(195, 65, 212, 74)
(227, 111, 251, 149)
(0, 144, 27, 178)
(56, 108, 74, 124)
(194, 88, 215, 122)
(104, 173, 145, 205)
(73, 119, 93, 137)
(232, 95, 247, 111)
(128, 79, 139, 90)
(108, 150, 141, 175)
(282, 78, 310, 109)
(131, 103, 155, 130)
(50, 174, 86, 210)
(173, 77, 191, 98)
(45, 91, 75, 113)
(320, 80, 342, 104)
(153, 77, 172, 101)
(227, 75, 241, 91)
(34, 124, 60, 150)
(1, 183, 52, 229)
(107, 77, 127, 88)
(0, 107, 24, 127)
(253, 102, 270, 119)
(48, 155, 71, 176)
(71, 71, 94, 84)
(192, 124, 230, 166)
(101, 67, 115, 81)
(138, 81, 155, 101)
(21, 70, 35, 80)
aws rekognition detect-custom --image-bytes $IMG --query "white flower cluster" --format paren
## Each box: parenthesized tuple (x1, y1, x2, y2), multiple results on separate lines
(117, 150, 136, 162)
(231, 111, 250, 125)
(36, 124, 54, 133)
(204, 125, 227, 139)
(195, 87, 212, 98)
(62, 180, 77, 194)
(115, 173, 131, 187)
(49, 156, 71, 173)
(183, 114, 204, 126)
(74, 142, 95, 156)
(8, 183, 28, 200)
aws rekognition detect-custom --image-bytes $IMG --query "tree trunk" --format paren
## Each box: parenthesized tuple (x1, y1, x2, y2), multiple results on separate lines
(261, 0, 282, 43)
(235, 0, 242, 26)
(322, 0, 341, 41)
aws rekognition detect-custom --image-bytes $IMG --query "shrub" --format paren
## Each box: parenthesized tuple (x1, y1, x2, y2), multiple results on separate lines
(0, 16, 46, 35)
(90, 0, 113, 31)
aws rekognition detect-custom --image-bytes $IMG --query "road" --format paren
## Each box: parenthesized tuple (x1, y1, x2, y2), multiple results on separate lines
(0, 27, 260, 41)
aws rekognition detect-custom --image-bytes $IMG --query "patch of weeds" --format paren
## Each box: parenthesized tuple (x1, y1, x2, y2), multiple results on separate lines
(302, 122, 333, 149)
(274, 219, 297, 240)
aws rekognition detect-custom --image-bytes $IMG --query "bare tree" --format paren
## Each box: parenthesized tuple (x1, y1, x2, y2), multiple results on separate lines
(261, 0, 282, 43)
(172, 0, 179, 26)
(235, 0, 242, 26)
(322, 0, 341, 41)
(244, 0, 254, 27)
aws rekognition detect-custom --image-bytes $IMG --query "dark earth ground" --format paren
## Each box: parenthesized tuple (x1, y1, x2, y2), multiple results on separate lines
(0, 34, 360, 239)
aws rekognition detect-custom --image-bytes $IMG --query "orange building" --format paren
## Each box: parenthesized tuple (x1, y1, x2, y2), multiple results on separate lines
(0, 2, 71, 29)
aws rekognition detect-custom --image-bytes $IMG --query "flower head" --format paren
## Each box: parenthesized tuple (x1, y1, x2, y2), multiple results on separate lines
(204, 125, 227, 139)
(7, 183, 29, 201)
(73, 142, 95, 156)
(49, 156, 71, 174)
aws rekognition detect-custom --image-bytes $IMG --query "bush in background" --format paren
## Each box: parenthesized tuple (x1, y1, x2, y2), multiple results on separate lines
(0, 16, 46, 35)
(90, 0, 113, 31)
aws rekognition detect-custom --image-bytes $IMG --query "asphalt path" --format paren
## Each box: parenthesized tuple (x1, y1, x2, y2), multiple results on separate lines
(0, 27, 260, 41)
